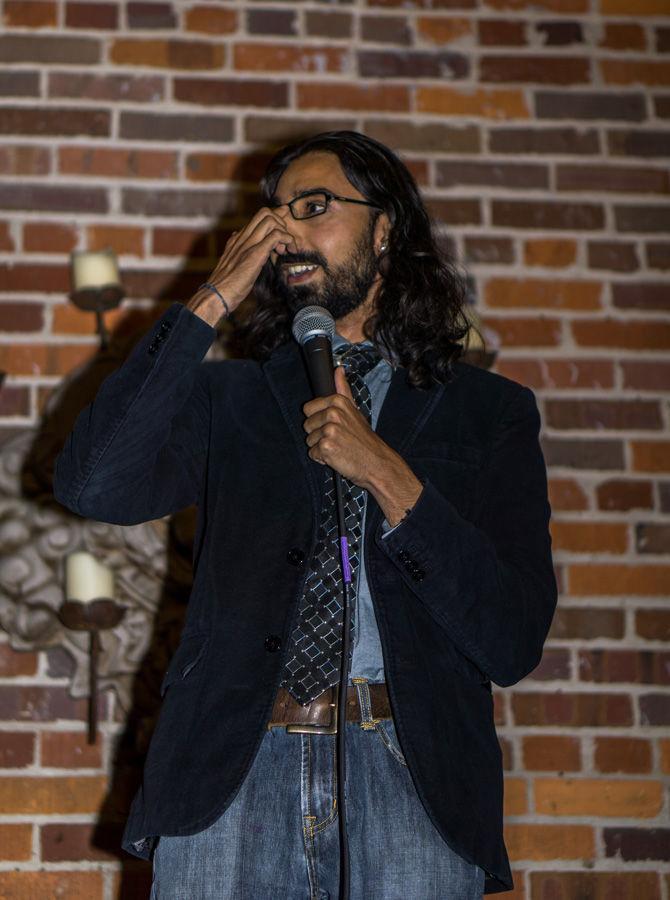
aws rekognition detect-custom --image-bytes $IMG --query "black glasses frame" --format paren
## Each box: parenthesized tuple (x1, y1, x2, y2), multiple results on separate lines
(281, 190, 381, 221)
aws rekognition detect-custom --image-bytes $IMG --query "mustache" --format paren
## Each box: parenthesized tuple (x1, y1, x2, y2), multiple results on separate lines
(275, 250, 328, 270)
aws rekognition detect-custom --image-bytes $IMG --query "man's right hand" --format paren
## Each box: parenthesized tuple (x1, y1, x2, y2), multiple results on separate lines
(186, 206, 296, 326)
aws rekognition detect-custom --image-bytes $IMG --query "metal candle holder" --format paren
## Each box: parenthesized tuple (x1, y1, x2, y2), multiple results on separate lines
(58, 599, 126, 744)
(69, 249, 125, 350)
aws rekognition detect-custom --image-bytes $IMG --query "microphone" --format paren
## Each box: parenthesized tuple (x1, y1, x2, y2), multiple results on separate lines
(292, 305, 336, 398)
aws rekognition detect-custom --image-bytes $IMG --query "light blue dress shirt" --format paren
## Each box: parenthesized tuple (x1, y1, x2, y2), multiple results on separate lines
(331, 333, 394, 684)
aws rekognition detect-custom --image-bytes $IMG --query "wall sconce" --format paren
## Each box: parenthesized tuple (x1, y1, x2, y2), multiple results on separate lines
(70, 249, 124, 350)
(58, 552, 125, 744)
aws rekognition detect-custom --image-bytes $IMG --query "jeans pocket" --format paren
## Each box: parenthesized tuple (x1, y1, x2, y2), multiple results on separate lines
(374, 718, 407, 767)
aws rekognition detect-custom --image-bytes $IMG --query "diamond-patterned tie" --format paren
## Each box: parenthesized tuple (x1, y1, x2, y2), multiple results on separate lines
(281, 343, 382, 706)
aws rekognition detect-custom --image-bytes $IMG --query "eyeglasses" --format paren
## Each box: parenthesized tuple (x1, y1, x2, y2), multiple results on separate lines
(279, 190, 380, 221)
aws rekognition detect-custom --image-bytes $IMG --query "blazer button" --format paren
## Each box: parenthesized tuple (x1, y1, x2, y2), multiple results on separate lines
(287, 547, 305, 567)
(412, 569, 426, 583)
(147, 342, 158, 355)
(264, 634, 282, 652)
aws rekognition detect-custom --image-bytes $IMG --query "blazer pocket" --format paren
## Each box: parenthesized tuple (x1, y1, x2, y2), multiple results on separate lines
(160, 631, 209, 698)
(407, 441, 483, 468)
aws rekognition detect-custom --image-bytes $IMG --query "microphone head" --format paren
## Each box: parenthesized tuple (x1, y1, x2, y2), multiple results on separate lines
(291, 305, 335, 347)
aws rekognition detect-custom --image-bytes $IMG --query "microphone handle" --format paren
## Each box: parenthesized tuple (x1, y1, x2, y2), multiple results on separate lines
(302, 334, 336, 397)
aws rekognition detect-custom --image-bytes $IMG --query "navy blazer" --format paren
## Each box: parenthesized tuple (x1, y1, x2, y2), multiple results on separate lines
(53, 301, 557, 894)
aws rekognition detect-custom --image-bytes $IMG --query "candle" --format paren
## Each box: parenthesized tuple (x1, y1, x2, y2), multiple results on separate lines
(71, 250, 121, 292)
(65, 552, 114, 604)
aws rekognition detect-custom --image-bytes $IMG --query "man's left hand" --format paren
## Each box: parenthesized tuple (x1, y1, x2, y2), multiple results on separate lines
(302, 366, 423, 527)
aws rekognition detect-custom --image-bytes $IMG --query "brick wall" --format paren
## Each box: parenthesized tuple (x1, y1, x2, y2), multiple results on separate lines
(0, 0, 669, 897)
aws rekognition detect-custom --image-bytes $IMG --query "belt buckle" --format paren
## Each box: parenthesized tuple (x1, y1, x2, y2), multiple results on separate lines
(286, 684, 339, 734)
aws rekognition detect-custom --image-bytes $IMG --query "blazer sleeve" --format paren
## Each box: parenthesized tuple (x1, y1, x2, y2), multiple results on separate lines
(53, 302, 216, 526)
(376, 384, 557, 688)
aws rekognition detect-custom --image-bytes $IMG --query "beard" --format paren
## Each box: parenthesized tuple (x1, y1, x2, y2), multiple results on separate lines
(270, 225, 379, 321)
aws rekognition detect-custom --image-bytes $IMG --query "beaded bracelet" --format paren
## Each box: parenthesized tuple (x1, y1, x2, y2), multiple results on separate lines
(199, 281, 231, 318)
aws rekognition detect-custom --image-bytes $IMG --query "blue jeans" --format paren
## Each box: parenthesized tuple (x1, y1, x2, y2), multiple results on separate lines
(151, 681, 485, 899)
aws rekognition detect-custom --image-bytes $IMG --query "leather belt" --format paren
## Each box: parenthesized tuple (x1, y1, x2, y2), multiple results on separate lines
(267, 683, 391, 734)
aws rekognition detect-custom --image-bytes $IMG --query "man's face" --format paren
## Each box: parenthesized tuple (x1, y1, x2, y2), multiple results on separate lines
(268, 152, 385, 321)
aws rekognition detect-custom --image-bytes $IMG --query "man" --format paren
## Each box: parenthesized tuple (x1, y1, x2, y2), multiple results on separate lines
(54, 131, 557, 898)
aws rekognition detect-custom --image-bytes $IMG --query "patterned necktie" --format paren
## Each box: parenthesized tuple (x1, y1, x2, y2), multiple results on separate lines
(281, 343, 382, 705)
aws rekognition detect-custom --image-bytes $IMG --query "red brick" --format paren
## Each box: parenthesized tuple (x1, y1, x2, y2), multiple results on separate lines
(491, 125, 600, 154)
(65, 2, 118, 29)
(524, 238, 577, 267)
(0, 34, 100, 64)
(305, 11, 352, 38)
(481, 315, 562, 346)
(550, 521, 628, 553)
(608, 129, 670, 158)
(632, 441, 670, 472)
(184, 5, 237, 34)
(0, 776, 107, 814)
(3, 0, 57, 27)
(536, 89, 645, 121)
(618, 203, 670, 231)
(0, 733, 35, 768)
(613, 282, 669, 311)
(41, 731, 103, 768)
(600, 23, 647, 51)
(41, 822, 124, 862)
(437, 160, 548, 189)
(417, 86, 529, 118)
(365, 120, 480, 152)
(51, 304, 129, 336)
(0, 71, 39, 96)
(362, 14, 412, 43)
(601, 0, 666, 14)
(542, 437, 624, 470)
(595, 737, 652, 773)
(522, 735, 582, 771)
(481, 54, 590, 84)
(0, 825, 32, 861)
(573, 318, 670, 350)
(174, 77, 289, 108)
(87, 224, 144, 257)
(0, 145, 50, 176)
(23, 222, 77, 253)
(557, 163, 669, 193)
(0, 263, 69, 293)
(505, 824, 593, 860)
(588, 240, 639, 272)
(535, 20, 584, 45)
(298, 83, 409, 112)
(485, 0, 587, 8)
(120, 111, 233, 144)
(49, 72, 163, 102)
(549, 607, 624, 640)
(247, 7, 296, 36)
(596, 479, 653, 511)
(580, 648, 670, 684)
(485, 278, 601, 310)
(477, 19, 526, 45)
(0, 342, 94, 377)
(359, 49, 469, 79)
(59, 146, 177, 179)
(536, 777, 663, 817)
(545, 398, 661, 431)
(492, 199, 604, 230)
(512, 692, 633, 726)
(464, 236, 515, 265)
(622, 361, 670, 391)
(531, 872, 660, 900)
(636, 610, 670, 641)
(426, 197, 481, 225)
(602, 59, 670, 86)
(528, 647, 571, 680)
(110, 39, 225, 69)
(0, 302, 45, 333)
(128, 2, 176, 29)
(0, 643, 38, 675)
(548, 478, 589, 511)
(647, 242, 670, 269)
(234, 43, 346, 73)
(0, 386, 30, 416)
(569, 564, 670, 595)
(0, 107, 109, 137)
(0, 871, 104, 899)
(152, 226, 211, 257)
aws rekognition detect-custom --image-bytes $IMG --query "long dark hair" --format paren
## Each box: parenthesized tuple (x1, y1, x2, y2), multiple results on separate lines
(236, 131, 471, 388)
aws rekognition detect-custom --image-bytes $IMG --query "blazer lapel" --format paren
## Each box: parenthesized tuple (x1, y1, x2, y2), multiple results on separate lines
(262, 342, 327, 526)
(366, 368, 445, 534)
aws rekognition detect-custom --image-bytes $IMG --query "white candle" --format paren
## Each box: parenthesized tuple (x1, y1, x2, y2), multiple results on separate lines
(65, 552, 114, 604)
(71, 250, 121, 291)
